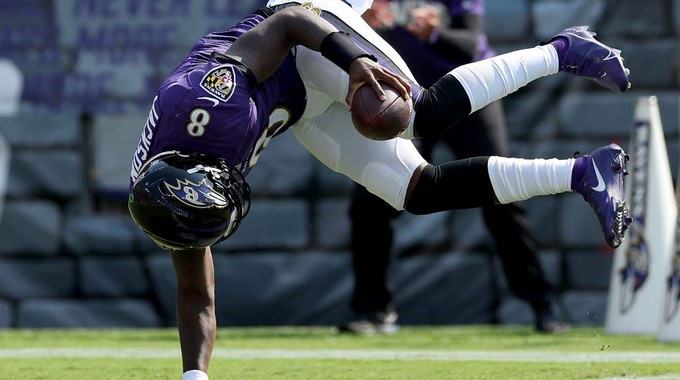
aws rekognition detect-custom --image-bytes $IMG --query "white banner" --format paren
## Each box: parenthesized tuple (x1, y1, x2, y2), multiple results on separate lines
(656, 98, 680, 342)
(605, 96, 676, 334)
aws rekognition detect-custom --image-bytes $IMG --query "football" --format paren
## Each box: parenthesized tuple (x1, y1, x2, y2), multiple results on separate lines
(351, 82, 411, 141)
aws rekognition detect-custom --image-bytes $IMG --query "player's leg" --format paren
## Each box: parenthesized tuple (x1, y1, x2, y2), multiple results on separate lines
(288, 3, 424, 323)
(294, 96, 630, 248)
(413, 27, 631, 140)
(343, 184, 401, 334)
(485, 203, 570, 332)
(442, 103, 565, 331)
(293, 99, 425, 210)
(293, 100, 417, 333)
(349, 186, 399, 309)
(404, 142, 631, 248)
(293, 99, 419, 333)
(289, 10, 412, 328)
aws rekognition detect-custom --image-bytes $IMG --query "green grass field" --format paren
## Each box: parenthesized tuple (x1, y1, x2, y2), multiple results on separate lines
(1, 326, 680, 379)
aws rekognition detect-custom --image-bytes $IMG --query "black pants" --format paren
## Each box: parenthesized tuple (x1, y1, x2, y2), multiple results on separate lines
(348, 100, 554, 314)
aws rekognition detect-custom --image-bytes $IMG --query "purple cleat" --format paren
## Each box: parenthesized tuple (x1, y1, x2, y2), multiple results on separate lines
(550, 26, 631, 92)
(572, 144, 632, 248)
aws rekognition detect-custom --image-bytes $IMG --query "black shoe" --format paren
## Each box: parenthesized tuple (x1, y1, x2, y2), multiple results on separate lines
(337, 309, 400, 336)
(534, 303, 571, 334)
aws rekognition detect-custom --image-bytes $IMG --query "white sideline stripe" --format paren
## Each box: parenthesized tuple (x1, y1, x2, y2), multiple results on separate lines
(1, 348, 680, 363)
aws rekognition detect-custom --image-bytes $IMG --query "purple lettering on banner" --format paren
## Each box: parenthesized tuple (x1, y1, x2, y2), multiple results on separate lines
(75, 25, 178, 49)
(0, 0, 56, 48)
(21, 72, 64, 108)
(62, 72, 107, 106)
(0, 0, 52, 22)
(204, 1, 257, 17)
(62, 0, 189, 49)
(144, 0, 162, 17)
(1, 46, 66, 108)
(0, 26, 58, 47)
(72, 0, 118, 17)
(126, 0, 143, 16)
(169, 0, 191, 16)
(28, 0, 265, 110)
(125, 0, 191, 18)
(1, 47, 66, 68)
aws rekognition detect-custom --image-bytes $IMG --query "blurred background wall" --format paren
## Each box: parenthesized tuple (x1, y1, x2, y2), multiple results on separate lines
(0, 0, 678, 328)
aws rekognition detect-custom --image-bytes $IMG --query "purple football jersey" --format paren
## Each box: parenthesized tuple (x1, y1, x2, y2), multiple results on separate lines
(130, 11, 307, 187)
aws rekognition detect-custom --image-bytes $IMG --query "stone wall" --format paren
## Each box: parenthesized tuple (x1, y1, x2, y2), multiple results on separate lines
(0, 0, 678, 328)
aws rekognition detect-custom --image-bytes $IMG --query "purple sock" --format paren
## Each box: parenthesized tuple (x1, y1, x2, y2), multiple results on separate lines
(570, 156, 588, 190)
(550, 37, 569, 70)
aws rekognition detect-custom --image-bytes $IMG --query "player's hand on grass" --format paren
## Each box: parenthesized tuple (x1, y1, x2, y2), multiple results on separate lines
(182, 370, 209, 380)
(346, 57, 410, 110)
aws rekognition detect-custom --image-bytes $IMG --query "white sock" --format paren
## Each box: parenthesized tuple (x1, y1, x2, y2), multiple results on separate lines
(182, 370, 209, 380)
(450, 45, 559, 113)
(487, 156, 575, 204)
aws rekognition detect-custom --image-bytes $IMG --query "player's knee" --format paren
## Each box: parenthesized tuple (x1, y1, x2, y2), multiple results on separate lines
(404, 164, 436, 215)
(413, 75, 471, 139)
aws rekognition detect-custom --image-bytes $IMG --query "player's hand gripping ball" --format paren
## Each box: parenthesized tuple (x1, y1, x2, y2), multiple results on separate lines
(351, 82, 412, 140)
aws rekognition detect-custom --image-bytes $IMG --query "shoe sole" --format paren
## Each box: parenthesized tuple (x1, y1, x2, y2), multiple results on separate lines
(610, 199, 629, 248)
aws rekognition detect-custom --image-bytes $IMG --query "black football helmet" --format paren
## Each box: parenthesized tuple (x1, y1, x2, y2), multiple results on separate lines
(128, 151, 251, 250)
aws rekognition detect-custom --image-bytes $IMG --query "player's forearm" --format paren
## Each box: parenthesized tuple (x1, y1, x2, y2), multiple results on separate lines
(177, 289, 216, 373)
(171, 248, 217, 374)
(275, 6, 378, 73)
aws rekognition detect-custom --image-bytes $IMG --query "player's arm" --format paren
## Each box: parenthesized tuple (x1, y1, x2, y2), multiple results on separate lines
(226, 6, 410, 108)
(172, 247, 216, 377)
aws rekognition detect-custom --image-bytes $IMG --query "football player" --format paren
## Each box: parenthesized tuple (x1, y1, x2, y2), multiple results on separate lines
(344, 0, 571, 336)
(127, 1, 632, 378)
